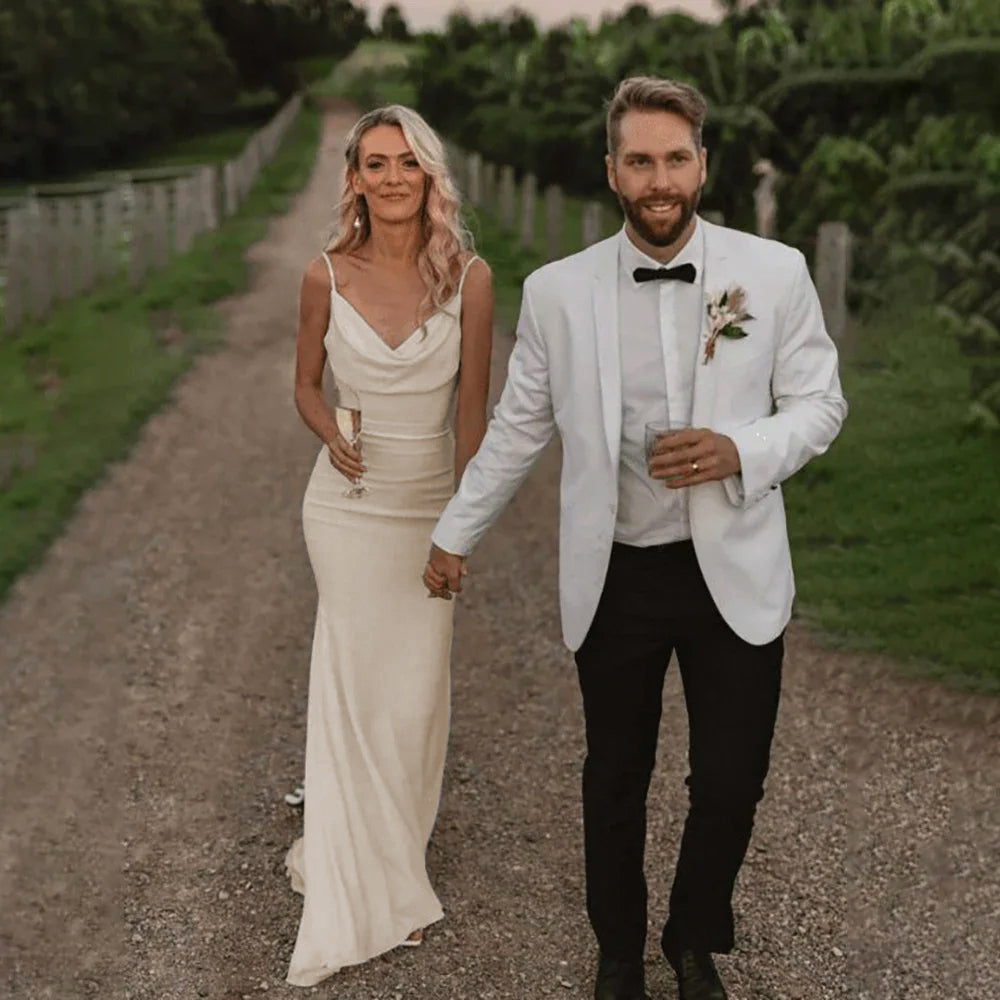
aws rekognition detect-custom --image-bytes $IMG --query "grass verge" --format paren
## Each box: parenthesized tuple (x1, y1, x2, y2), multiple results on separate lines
(471, 207, 999, 692)
(0, 104, 323, 602)
(783, 274, 999, 692)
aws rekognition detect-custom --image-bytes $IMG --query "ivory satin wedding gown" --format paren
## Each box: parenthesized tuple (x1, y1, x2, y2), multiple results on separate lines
(285, 253, 479, 987)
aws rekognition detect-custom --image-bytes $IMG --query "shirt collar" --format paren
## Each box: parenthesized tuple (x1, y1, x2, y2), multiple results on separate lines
(619, 217, 704, 286)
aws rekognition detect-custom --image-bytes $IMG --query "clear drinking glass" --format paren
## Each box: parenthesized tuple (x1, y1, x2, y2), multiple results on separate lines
(645, 420, 691, 483)
(334, 405, 370, 498)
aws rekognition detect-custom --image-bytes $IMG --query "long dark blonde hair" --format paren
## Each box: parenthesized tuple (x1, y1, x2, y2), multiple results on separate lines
(327, 105, 473, 311)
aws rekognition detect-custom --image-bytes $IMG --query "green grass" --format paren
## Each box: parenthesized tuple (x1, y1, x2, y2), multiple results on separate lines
(471, 203, 1000, 692)
(296, 54, 341, 86)
(0, 104, 323, 602)
(114, 124, 264, 172)
(312, 38, 417, 108)
(783, 281, 1000, 692)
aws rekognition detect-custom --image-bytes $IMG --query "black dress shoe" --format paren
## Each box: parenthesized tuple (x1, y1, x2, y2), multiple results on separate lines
(665, 948, 728, 1000)
(594, 952, 650, 1000)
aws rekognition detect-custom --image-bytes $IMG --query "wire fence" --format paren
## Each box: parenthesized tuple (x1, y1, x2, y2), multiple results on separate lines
(0, 94, 304, 336)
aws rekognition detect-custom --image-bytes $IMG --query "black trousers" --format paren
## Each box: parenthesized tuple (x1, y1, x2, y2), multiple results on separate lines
(574, 540, 783, 961)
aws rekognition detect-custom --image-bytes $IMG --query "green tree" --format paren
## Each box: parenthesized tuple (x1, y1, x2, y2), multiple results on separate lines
(0, 0, 236, 178)
(202, 0, 369, 96)
(379, 3, 409, 42)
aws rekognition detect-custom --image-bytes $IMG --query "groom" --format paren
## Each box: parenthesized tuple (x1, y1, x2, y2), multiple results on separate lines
(424, 76, 846, 1000)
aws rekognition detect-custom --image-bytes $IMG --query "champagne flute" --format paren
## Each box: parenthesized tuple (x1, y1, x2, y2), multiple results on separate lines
(334, 405, 370, 498)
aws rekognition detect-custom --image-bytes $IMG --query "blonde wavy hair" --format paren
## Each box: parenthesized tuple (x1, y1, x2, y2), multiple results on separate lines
(326, 105, 473, 312)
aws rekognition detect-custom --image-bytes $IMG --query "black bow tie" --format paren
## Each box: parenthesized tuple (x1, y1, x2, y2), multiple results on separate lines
(633, 262, 697, 284)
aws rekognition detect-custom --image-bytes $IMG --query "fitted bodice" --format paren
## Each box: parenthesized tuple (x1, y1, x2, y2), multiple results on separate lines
(325, 286, 463, 437)
(304, 257, 475, 519)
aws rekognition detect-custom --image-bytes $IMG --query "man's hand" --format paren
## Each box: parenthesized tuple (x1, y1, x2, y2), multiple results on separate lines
(423, 543, 467, 600)
(648, 427, 741, 488)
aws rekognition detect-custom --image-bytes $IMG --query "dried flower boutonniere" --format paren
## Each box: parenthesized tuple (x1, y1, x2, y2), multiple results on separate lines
(704, 285, 753, 364)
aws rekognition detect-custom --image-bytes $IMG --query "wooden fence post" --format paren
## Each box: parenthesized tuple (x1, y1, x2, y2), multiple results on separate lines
(467, 152, 482, 208)
(223, 162, 238, 217)
(130, 187, 150, 288)
(482, 162, 497, 212)
(150, 184, 170, 270)
(520, 173, 537, 251)
(3, 207, 28, 333)
(100, 186, 126, 280)
(499, 166, 516, 232)
(447, 143, 467, 195)
(26, 198, 51, 321)
(199, 166, 219, 232)
(247, 137, 263, 194)
(545, 185, 564, 262)
(55, 199, 77, 301)
(582, 201, 604, 248)
(78, 197, 97, 293)
(172, 176, 194, 254)
(753, 159, 777, 239)
(814, 221, 852, 343)
(120, 178, 136, 282)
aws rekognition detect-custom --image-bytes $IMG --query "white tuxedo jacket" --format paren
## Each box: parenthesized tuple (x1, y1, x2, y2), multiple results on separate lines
(432, 220, 847, 650)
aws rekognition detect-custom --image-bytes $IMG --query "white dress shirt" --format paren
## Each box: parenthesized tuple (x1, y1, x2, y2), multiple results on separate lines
(614, 220, 705, 546)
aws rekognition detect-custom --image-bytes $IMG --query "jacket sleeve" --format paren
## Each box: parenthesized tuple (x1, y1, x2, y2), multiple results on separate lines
(431, 277, 556, 556)
(723, 250, 848, 508)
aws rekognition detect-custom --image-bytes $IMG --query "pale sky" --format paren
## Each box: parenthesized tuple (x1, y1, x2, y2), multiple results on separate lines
(364, 0, 726, 32)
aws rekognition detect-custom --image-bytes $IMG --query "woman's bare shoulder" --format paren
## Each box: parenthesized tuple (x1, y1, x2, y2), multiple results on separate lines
(455, 250, 491, 282)
(462, 252, 493, 289)
(303, 254, 332, 292)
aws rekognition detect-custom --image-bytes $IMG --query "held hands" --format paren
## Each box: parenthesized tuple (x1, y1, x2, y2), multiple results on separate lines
(648, 428, 741, 488)
(326, 431, 365, 484)
(423, 543, 467, 600)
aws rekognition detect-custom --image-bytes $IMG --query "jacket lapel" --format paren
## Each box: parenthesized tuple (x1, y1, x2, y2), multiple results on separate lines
(591, 237, 622, 466)
(691, 221, 729, 428)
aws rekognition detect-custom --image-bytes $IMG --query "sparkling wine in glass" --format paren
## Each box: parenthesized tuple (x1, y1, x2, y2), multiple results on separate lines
(335, 405, 370, 498)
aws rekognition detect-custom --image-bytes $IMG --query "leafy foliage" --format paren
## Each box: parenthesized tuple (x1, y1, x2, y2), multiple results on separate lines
(400, 0, 999, 424)
(0, 0, 368, 179)
(379, 4, 409, 42)
(203, 0, 369, 97)
(0, 0, 236, 177)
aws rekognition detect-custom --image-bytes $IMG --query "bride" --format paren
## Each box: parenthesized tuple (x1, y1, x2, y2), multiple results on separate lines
(284, 104, 493, 987)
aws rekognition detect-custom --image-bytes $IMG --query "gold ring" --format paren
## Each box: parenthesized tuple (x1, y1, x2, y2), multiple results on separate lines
(691, 461, 699, 474)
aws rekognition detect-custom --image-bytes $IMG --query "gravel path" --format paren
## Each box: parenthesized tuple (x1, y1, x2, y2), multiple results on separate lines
(1, 112, 997, 1000)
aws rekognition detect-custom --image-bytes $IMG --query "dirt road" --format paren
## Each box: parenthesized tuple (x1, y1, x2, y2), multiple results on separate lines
(2, 112, 998, 1000)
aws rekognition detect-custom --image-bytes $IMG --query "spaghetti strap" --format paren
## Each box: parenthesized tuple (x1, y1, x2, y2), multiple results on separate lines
(320, 251, 336, 289)
(457, 254, 481, 298)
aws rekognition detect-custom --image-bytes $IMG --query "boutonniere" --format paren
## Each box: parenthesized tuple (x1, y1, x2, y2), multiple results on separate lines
(703, 285, 753, 364)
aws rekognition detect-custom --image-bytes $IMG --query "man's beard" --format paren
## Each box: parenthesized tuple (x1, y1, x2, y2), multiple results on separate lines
(618, 188, 701, 248)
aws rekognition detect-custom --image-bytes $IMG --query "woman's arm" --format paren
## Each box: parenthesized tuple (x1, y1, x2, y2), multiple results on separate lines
(293, 256, 363, 483)
(453, 257, 494, 485)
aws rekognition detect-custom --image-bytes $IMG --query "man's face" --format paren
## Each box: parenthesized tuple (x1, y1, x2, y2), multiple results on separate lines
(606, 109, 708, 250)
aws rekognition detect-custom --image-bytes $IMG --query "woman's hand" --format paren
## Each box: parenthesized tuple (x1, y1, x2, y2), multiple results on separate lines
(326, 432, 365, 483)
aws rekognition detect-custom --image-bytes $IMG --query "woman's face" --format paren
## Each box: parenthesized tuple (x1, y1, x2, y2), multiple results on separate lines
(351, 124, 427, 226)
